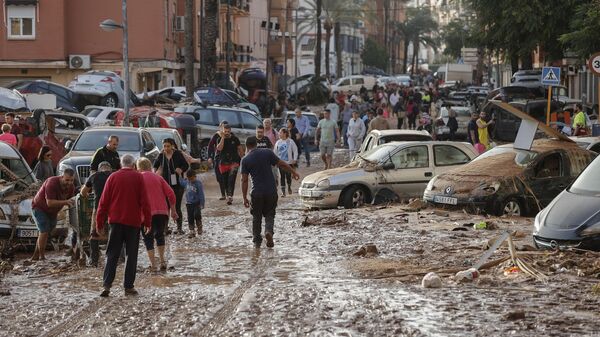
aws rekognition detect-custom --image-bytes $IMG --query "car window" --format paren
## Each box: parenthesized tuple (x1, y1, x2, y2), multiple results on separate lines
(353, 78, 364, 85)
(142, 131, 157, 150)
(474, 146, 538, 166)
(380, 135, 432, 144)
(533, 153, 563, 178)
(390, 145, 429, 169)
(434, 145, 471, 166)
(191, 108, 215, 126)
(217, 110, 241, 128)
(340, 79, 350, 86)
(570, 156, 600, 195)
(49, 85, 70, 100)
(590, 143, 600, 154)
(1, 157, 35, 187)
(240, 112, 261, 129)
(74, 131, 141, 152)
(363, 135, 374, 152)
(82, 108, 103, 118)
(52, 116, 88, 131)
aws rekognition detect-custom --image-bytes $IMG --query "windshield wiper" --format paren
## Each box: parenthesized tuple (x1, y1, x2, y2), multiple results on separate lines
(357, 153, 374, 163)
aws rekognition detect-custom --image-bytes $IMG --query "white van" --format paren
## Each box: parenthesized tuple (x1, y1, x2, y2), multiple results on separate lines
(330, 75, 376, 94)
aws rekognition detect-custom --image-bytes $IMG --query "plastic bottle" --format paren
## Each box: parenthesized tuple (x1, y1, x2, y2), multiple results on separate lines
(455, 268, 480, 282)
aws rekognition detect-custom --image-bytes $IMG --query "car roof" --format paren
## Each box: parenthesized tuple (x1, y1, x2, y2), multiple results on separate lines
(7, 79, 72, 90)
(0, 141, 20, 159)
(570, 136, 600, 144)
(146, 127, 177, 133)
(369, 129, 431, 137)
(83, 126, 143, 133)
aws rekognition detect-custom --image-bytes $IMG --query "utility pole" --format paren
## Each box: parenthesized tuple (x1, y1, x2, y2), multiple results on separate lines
(294, 8, 298, 96)
(225, 0, 231, 88)
(184, 0, 194, 99)
(122, 0, 130, 126)
(284, 1, 288, 81)
(199, 0, 204, 85)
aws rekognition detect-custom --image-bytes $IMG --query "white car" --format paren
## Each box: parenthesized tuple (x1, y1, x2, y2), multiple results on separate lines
(69, 70, 136, 108)
(331, 75, 376, 94)
(136, 86, 187, 102)
(80, 105, 123, 126)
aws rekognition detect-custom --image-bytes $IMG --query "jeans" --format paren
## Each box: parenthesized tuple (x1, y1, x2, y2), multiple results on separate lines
(279, 167, 291, 190)
(300, 136, 311, 165)
(186, 203, 202, 230)
(142, 215, 168, 250)
(214, 158, 226, 197)
(408, 115, 417, 129)
(342, 123, 349, 146)
(169, 185, 184, 230)
(250, 194, 278, 244)
(222, 166, 239, 197)
(347, 136, 362, 160)
(103, 223, 140, 290)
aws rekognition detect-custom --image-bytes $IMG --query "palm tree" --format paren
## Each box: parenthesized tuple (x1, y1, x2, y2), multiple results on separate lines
(397, 8, 438, 74)
(201, 0, 219, 84)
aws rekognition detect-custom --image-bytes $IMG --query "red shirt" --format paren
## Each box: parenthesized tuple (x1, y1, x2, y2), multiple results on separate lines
(96, 167, 151, 230)
(32, 176, 75, 218)
(0, 133, 17, 146)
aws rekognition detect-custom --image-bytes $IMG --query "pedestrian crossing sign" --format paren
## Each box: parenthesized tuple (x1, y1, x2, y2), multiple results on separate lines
(541, 67, 560, 86)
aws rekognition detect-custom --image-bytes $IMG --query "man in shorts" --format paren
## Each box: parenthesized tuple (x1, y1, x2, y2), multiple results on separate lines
(315, 109, 340, 169)
(31, 169, 76, 260)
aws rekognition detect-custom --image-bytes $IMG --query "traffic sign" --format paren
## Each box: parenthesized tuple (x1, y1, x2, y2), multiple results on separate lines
(588, 52, 600, 77)
(541, 67, 560, 86)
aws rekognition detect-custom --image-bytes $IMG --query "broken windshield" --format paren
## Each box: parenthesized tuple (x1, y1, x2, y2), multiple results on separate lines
(360, 144, 396, 163)
(0, 158, 35, 190)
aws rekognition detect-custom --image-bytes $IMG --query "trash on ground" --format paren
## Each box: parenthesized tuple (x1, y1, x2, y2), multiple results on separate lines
(421, 272, 442, 288)
(353, 244, 379, 257)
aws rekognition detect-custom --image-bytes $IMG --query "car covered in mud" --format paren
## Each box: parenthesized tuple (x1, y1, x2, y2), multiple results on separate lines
(355, 129, 433, 158)
(299, 141, 477, 209)
(533, 155, 600, 250)
(0, 142, 67, 244)
(424, 139, 597, 217)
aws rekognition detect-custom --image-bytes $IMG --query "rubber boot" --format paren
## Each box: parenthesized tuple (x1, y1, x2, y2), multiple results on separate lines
(146, 249, 157, 271)
(157, 245, 167, 271)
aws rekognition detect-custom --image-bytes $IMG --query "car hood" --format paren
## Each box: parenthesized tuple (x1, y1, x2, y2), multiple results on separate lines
(302, 162, 365, 185)
(535, 190, 600, 240)
(60, 150, 140, 165)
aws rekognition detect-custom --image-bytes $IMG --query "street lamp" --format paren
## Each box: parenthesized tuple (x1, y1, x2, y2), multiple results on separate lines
(99, 0, 130, 126)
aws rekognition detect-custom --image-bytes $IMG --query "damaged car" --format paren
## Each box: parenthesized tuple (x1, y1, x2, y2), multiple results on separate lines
(0, 142, 67, 245)
(299, 141, 477, 209)
(533, 156, 600, 250)
(424, 139, 596, 217)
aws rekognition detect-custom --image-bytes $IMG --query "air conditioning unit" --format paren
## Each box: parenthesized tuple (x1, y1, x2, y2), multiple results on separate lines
(69, 55, 91, 69)
(175, 16, 185, 32)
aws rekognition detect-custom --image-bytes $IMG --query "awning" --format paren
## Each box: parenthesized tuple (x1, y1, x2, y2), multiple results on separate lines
(5, 0, 38, 5)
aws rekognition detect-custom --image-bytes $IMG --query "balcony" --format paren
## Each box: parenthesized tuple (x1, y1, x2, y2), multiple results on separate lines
(219, 0, 250, 15)
(218, 44, 254, 64)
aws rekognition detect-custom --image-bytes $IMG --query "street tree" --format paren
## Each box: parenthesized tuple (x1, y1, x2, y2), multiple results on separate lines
(361, 38, 388, 71)
(201, 0, 219, 84)
(441, 19, 474, 60)
(397, 7, 438, 74)
(559, 1, 600, 59)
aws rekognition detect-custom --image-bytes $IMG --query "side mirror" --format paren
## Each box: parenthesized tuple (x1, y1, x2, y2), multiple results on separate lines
(378, 162, 395, 170)
(65, 140, 73, 151)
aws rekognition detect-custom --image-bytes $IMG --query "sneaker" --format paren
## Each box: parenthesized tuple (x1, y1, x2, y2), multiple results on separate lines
(219, 196, 226, 200)
(100, 288, 110, 297)
(254, 241, 262, 249)
(124, 288, 138, 296)
(227, 197, 233, 205)
(265, 232, 274, 248)
(197, 225, 203, 235)
(188, 232, 196, 238)
(288, 187, 292, 195)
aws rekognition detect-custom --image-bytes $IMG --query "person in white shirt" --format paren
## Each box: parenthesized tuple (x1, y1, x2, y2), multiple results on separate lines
(325, 98, 340, 124)
(346, 110, 366, 160)
(274, 128, 298, 197)
(389, 90, 399, 109)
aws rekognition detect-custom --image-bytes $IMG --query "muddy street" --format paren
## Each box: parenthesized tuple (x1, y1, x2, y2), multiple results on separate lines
(1, 152, 600, 337)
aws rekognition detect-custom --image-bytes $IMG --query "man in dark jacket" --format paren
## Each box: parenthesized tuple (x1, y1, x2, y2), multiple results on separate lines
(90, 135, 121, 173)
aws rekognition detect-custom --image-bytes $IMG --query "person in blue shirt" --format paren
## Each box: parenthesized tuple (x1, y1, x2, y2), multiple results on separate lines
(181, 170, 205, 238)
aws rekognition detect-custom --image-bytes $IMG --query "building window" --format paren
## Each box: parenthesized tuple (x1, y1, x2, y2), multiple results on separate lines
(6, 5, 36, 39)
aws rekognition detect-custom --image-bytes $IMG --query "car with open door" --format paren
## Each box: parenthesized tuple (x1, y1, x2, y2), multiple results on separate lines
(299, 141, 477, 209)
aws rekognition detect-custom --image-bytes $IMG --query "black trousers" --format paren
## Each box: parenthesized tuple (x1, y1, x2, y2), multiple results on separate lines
(222, 166, 239, 197)
(397, 116, 404, 129)
(408, 115, 417, 129)
(214, 159, 226, 197)
(279, 167, 292, 189)
(250, 194, 278, 244)
(103, 223, 140, 290)
(141, 215, 168, 250)
(186, 203, 202, 230)
(170, 185, 184, 230)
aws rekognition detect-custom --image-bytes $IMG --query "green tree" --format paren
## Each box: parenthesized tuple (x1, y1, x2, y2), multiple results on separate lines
(361, 38, 388, 70)
(441, 19, 473, 60)
(396, 7, 438, 74)
(559, 1, 600, 59)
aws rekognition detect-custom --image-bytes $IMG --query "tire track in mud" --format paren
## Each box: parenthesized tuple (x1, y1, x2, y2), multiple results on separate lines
(198, 251, 272, 337)
(39, 273, 153, 337)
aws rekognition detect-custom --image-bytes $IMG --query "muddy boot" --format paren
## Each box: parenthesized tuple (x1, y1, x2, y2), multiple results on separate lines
(100, 287, 110, 297)
(187, 231, 196, 238)
(288, 186, 293, 195)
(124, 288, 138, 296)
(157, 245, 167, 272)
(281, 187, 286, 198)
(146, 249, 157, 271)
(197, 222, 203, 236)
(265, 232, 274, 248)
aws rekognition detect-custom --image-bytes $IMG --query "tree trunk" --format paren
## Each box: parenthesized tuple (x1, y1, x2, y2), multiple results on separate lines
(383, 0, 389, 72)
(184, 0, 195, 98)
(202, 0, 219, 84)
(510, 52, 519, 74)
(314, 0, 322, 79)
(334, 21, 342, 78)
(402, 38, 409, 74)
(411, 39, 419, 75)
(324, 24, 331, 79)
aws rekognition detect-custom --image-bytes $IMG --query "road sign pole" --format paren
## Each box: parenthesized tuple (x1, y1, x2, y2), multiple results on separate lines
(546, 85, 552, 126)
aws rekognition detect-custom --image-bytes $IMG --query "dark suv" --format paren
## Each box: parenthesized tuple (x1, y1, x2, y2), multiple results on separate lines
(6, 80, 83, 112)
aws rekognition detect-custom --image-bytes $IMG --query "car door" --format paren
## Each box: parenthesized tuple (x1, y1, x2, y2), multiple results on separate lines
(432, 144, 472, 175)
(378, 145, 432, 198)
(216, 109, 244, 137)
(527, 152, 571, 207)
(352, 77, 364, 92)
(338, 78, 351, 91)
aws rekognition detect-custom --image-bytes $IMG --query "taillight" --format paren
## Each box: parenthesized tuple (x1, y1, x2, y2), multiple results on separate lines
(100, 77, 114, 83)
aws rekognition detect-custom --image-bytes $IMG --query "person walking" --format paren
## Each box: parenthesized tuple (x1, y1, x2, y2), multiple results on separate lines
(315, 109, 341, 170)
(97, 154, 151, 297)
(274, 128, 298, 197)
(181, 170, 205, 238)
(476, 111, 494, 150)
(241, 137, 299, 248)
(5, 113, 22, 150)
(33, 145, 54, 182)
(293, 108, 311, 167)
(0, 124, 17, 147)
(325, 98, 340, 126)
(287, 118, 301, 154)
(573, 103, 588, 136)
(208, 121, 228, 200)
(406, 100, 418, 130)
(90, 135, 121, 173)
(340, 103, 353, 146)
(137, 158, 177, 271)
(153, 138, 189, 234)
(263, 118, 279, 146)
(447, 108, 459, 141)
(467, 112, 480, 147)
(347, 110, 366, 160)
(216, 124, 243, 205)
(255, 125, 274, 149)
(368, 108, 391, 132)
(31, 170, 76, 260)
(80, 161, 113, 267)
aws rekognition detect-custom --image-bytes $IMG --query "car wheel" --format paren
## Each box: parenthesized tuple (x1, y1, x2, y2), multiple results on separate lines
(342, 185, 367, 209)
(199, 139, 210, 161)
(501, 197, 522, 217)
(101, 93, 118, 107)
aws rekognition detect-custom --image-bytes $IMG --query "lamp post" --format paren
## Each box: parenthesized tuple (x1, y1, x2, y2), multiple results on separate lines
(100, 0, 130, 126)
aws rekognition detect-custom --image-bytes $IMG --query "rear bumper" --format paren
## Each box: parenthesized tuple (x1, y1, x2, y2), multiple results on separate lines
(71, 85, 111, 98)
(298, 188, 341, 208)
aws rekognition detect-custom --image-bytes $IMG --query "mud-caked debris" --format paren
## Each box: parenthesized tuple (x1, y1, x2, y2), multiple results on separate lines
(301, 214, 349, 227)
(0, 289, 10, 296)
(353, 244, 379, 257)
(405, 199, 427, 212)
(421, 272, 442, 288)
(591, 283, 600, 296)
(504, 311, 526, 321)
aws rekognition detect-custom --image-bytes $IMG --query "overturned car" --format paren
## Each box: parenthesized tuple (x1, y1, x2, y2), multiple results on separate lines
(0, 142, 68, 246)
(424, 139, 596, 217)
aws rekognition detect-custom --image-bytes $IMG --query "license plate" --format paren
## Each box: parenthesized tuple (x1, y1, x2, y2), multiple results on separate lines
(300, 189, 312, 197)
(18, 229, 39, 238)
(433, 195, 457, 205)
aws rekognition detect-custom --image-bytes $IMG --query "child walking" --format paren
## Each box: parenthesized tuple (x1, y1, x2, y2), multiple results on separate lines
(182, 170, 205, 238)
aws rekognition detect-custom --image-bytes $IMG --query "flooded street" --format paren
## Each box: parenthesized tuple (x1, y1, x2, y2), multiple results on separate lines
(1, 152, 600, 337)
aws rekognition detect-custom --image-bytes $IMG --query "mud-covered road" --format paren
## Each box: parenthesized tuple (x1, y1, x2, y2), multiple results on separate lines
(1, 151, 600, 337)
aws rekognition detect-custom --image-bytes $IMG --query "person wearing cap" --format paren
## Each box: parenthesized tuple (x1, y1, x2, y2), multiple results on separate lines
(81, 161, 113, 267)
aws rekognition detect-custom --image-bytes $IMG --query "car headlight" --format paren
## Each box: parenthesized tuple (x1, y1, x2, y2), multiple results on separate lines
(316, 179, 330, 189)
(425, 176, 438, 192)
(164, 117, 177, 128)
(480, 182, 501, 194)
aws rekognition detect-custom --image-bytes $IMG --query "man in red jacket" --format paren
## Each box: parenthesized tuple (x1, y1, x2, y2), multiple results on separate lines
(96, 154, 151, 297)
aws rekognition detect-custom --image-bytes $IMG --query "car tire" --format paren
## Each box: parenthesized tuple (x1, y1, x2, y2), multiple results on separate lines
(101, 93, 119, 108)
(199, 139, 210, 161)
(500, 197, 523, 217)
(342, 185, 368, 209)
